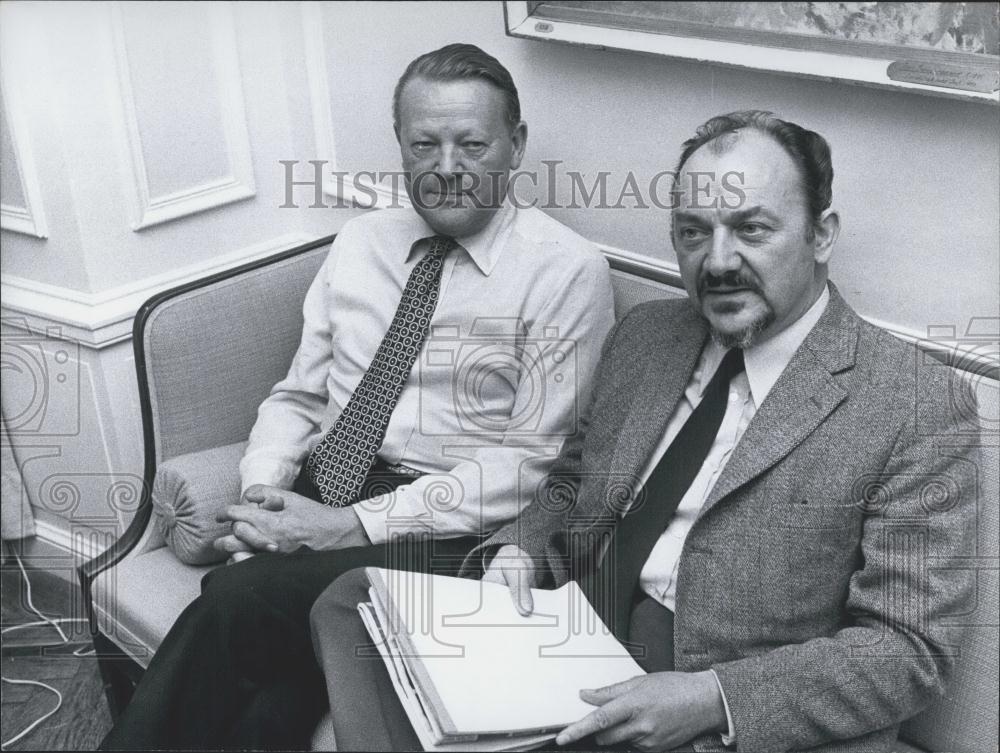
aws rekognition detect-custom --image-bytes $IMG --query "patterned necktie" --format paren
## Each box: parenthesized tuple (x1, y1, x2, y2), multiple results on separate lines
(305, 235, 456, 506)
(585, 347, 746, 638)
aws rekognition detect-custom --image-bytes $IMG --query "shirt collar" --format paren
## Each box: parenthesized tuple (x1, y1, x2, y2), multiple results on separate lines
(405, 200, 516, 276)
(697, 285, 830, 406)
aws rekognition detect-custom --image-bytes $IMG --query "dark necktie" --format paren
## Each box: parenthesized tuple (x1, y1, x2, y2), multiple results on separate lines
(305, 235, 456, 506)
(586, 348, 746, 638)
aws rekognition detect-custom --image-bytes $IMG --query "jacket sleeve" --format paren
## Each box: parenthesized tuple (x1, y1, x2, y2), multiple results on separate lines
(711, 362, 981, 753)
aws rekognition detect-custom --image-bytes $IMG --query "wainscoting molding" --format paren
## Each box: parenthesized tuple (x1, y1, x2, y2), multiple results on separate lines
(0, 52, 48, 239)
(33, 518, 109, 566)
(0, 232, 316, 348)
(300, 3, 405, 211)
(15, 519, 110, 586)
(109, 1, 256, 231)
(302, 2, 336, 170)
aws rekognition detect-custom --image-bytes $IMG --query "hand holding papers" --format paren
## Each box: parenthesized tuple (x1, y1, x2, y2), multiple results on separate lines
(361, 568, 646, 751)
(553, 670, 730, 750)
(480, 544, 540, 616)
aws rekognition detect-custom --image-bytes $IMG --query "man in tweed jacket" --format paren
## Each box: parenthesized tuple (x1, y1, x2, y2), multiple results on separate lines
(312, 111, 979, 752)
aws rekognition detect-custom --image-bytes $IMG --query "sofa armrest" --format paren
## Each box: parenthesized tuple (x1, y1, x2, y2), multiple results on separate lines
(141, 240, 332, 462)
(79, 237, 334, 641)
(151, 441, 248, 565)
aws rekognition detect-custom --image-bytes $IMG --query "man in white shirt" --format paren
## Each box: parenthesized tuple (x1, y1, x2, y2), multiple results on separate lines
(315, 111, 978, 752)
(101, 43, 614, 751)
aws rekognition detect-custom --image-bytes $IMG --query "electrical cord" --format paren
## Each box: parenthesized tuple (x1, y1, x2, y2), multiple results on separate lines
(1, 618, 89, 636)
(1, 552, 93, 749)
(0, 678, 62, 748)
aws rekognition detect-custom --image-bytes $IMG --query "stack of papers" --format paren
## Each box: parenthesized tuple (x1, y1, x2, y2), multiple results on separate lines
(361, 567, 646, 752)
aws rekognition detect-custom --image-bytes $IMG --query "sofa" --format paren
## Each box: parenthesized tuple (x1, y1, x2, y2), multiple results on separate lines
(80, 235, 999, 751)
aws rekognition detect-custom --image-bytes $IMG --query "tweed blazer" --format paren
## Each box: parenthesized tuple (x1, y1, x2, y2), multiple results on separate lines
(464, 283, 979, 753)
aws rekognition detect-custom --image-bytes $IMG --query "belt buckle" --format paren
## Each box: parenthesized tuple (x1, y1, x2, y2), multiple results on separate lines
(382, 462, 424, 479)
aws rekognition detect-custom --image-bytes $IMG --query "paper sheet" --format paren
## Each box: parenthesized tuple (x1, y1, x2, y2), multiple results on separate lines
(359, 601, 553, 751)
(366, 569, 646, 738)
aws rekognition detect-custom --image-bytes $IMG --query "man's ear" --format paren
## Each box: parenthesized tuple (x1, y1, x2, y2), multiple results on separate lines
(812, 208, 840, 265)
(509, 122, 527, 171)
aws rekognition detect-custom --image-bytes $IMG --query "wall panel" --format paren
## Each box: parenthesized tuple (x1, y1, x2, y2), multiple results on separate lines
(112, 1, 255, 230)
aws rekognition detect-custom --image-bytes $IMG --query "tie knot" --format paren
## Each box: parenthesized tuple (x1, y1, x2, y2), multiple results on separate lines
(426, 235, 457, 258)
(717, 348, 746, 383)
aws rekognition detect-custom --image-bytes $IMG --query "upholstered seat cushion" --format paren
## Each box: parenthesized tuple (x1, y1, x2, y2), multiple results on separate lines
(151, 441, 247, 565)
(91, 546, 215, 668)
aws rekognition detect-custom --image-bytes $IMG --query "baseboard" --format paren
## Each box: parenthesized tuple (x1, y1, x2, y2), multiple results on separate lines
(2, 519, 109, 586)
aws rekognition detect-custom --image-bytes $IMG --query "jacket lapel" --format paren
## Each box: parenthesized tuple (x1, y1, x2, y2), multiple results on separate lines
(607, 305, 708, 503)
(699, 285, 859, 517)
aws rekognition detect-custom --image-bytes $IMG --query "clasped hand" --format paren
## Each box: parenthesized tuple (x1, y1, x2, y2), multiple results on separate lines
(214, 484, 368, 556)
(483, 545, 728, 751)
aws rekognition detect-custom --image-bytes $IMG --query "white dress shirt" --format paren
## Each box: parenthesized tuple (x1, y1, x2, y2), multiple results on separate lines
(632, 286, 829, 745)
(240, 201, 615, 544)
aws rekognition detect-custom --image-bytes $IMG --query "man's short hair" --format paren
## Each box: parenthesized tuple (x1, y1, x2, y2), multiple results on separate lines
(392, 43, 521, 134)
(675, 110, 834, 227)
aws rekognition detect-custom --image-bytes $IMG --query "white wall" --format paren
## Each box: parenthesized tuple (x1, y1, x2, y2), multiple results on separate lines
(1, 1, 997, 568)
(0, 1, 365, 568)
(0, 1, 364, 292)
(319, 1, 999, 336)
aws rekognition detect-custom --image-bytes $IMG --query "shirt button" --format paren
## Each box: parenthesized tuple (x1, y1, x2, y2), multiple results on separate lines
(729, 391, 739, 402)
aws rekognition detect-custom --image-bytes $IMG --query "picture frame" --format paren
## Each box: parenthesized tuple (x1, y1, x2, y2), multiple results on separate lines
(504, 1, 1000, 104)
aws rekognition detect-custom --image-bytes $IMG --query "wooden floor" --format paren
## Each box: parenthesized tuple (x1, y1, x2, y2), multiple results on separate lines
(1, 562, 112, 750)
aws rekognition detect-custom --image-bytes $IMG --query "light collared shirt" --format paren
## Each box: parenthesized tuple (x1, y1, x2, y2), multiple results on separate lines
(240, 201, 615, 544)
(633, 285, 830, 745)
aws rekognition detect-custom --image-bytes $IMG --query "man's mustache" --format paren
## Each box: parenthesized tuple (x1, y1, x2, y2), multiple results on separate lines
(410, 173, 476, 195)
(697, 270, 763, 297)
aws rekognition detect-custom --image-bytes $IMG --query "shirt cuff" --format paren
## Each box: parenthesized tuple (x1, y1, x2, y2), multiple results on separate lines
(352, 498, 392, 545)
(709, 669, 737, 746)
(353, 486, 438, 545)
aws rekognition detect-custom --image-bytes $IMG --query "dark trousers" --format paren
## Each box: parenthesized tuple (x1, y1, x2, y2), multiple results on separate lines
(100, 466, 480, 751)
(314, 573, 675, 753)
